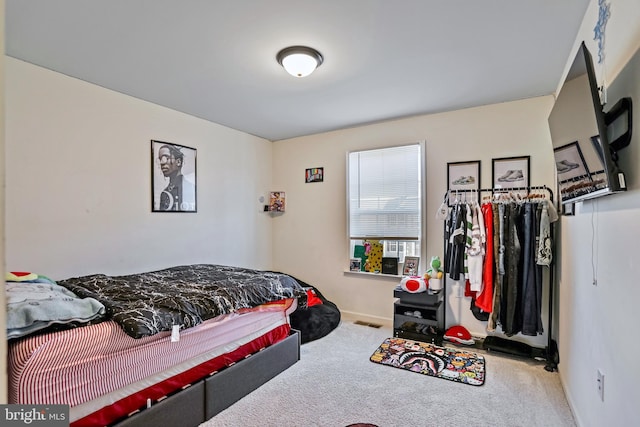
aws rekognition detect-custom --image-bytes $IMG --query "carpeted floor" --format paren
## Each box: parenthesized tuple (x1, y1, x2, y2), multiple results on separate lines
(203, 321, 576, 427)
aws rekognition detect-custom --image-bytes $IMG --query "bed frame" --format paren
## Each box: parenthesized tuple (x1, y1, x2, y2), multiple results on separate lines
(114, 330, 300, 427)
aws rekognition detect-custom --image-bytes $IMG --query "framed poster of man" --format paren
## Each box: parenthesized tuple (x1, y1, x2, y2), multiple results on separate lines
(151, 140, 197, 212)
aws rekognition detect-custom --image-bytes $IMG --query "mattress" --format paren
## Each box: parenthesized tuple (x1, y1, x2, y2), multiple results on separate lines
(8, 298, 295, 427)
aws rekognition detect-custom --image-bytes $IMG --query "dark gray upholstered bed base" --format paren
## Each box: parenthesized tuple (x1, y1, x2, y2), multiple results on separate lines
(115, 330, 300, 427)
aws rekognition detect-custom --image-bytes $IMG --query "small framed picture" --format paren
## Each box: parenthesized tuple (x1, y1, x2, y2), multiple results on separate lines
(402, 256, 420, 276)
(151, 140, 197, 212)
(305, 167, 324, 183)
(492, 156, 530, 190)
(382, 257, 399, 275)
(562, 202, 575, 216)
(554, 141, 591, 183)
(269, 191, 286, 212)
(349, 258, 362, 272)
(447, 160, 481, 192)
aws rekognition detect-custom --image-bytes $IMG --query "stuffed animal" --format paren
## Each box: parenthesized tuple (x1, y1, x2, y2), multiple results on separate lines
(400, 276, 427, 293)
(424, 256, 443, 280)
(424, 256, 444, 290)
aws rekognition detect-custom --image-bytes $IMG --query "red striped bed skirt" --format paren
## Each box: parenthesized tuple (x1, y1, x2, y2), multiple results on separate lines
(9, 299, 295, 426)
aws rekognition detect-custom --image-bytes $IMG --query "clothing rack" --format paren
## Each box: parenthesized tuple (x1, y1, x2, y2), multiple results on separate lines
(443, 185, 558, 372)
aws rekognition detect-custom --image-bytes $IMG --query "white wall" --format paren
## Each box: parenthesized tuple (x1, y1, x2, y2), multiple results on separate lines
(556, 1, 640, 425)
(5, 57, 274, 279)
(271, 95, 557, 349)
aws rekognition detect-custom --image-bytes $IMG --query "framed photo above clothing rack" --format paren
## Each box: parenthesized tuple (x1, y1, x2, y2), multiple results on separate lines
(492, 156, 530, 192)
(447, 160, 481, 193)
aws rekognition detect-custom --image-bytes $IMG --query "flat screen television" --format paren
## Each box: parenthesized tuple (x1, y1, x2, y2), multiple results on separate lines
(548, 42, 628, 204)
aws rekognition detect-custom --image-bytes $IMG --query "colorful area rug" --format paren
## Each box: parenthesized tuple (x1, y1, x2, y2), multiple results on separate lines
(369, 337, 485, 386)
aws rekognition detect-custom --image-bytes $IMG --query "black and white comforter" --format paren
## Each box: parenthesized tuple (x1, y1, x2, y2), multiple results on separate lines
(57, 264, 307, 339)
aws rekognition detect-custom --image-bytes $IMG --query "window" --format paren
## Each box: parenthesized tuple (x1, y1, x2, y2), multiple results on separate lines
(347, 143, 423, 270)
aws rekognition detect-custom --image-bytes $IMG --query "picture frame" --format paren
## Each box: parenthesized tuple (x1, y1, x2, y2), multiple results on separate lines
(447, 160, 481, 193)
(402, 256, 420, 276)
(151, 140, 197, 212)
(554, 141, 591, 183)
(492, 155, 530, 190)
(349, 258, 362, 272)
(382, 257, 399, 275)
(562, 202, 575, 216)
(305, 167, 324, 183)
(268, 191, 286, 212)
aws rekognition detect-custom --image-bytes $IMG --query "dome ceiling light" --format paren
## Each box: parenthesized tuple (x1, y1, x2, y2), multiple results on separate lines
(276, 46, 324, 78)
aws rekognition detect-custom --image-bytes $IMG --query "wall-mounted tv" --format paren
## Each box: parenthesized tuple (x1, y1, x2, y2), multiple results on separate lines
(548, 42, 628, 205)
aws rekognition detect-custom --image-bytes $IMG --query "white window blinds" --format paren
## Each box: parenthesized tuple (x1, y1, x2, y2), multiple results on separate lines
(348, 144, 422, 240)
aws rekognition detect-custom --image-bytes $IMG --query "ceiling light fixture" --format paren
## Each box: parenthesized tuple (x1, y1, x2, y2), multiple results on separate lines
(276, 46, 323, 78)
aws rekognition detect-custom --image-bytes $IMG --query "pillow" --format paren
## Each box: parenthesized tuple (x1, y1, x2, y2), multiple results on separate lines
(306, 288, 324, 307)
(6, 271, 40, 282)
(6, 278, 106, 339)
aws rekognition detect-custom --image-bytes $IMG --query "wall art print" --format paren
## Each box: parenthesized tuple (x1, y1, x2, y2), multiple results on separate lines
(492, 156, 530, 190)
(447, 160, 481, 193)
(554, 141, 591, 183)
(152, 140, 197, 212)
(269, 191, 286, 212)
(305, 167, 324, 183)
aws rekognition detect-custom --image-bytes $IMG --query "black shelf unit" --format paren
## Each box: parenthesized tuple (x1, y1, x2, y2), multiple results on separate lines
(393, 286, 445, 345)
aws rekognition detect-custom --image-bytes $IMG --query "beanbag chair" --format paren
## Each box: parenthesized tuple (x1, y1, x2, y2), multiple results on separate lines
(281, 274, 341, 344)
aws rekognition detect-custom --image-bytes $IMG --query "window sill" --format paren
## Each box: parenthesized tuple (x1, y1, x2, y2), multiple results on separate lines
(343, 270, 403, 281)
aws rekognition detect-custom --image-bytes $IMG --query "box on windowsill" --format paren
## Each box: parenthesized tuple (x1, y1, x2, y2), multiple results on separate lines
(381, 257, 399, 275)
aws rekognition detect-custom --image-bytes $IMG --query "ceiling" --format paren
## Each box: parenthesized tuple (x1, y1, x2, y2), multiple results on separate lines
(6, 1, 591, 141)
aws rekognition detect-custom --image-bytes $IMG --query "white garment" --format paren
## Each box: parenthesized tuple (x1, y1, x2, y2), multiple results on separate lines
(466, 203, 486, 292)
(537, 201, 552, 266)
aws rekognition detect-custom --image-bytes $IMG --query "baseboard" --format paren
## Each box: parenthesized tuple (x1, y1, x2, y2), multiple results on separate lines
(341, 310, 392, 328)
(559, 368, 583, 427)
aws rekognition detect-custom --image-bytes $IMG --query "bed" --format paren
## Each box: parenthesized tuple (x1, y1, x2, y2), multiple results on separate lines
(7, 264, 306, 427)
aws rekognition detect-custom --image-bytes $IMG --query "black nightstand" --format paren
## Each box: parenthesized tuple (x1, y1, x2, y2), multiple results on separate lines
(393, 286, 444, 345)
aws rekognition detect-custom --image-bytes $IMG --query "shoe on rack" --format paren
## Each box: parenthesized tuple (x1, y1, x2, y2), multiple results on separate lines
(452, 176, 475, 185)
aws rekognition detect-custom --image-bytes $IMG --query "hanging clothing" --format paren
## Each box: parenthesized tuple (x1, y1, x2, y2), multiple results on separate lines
(488, 203, 502, 332)
(466, 203, 486, 293)
(445, 203, 466, 280)
(521, 202, 544, 336)
(476, 202, 494, 313)
(442, 189, 554, 338)
(463, 204, 473, 279)
(536, 201, 553, 266)
(501, 203, 523, 337)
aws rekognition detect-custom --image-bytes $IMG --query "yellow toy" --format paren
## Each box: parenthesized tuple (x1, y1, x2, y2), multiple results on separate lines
(364, 239, 383, 273)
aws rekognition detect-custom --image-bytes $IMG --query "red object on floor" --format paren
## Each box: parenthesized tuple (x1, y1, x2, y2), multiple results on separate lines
(444, 325, 475, 345)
